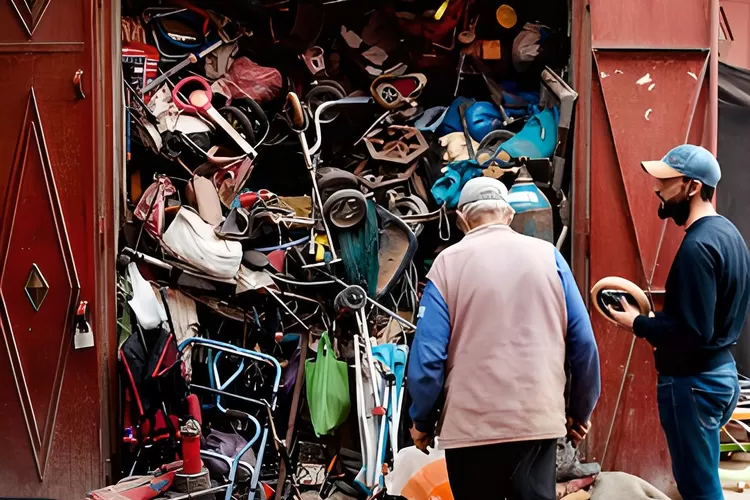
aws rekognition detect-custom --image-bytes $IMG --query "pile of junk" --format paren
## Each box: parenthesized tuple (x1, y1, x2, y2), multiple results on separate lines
(98, 0, 602, 499)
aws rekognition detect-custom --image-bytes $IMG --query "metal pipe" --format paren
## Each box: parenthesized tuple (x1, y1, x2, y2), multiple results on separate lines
(275, 330, 309, 500)
(263, 286, 310, 331)
(296, 124, 338, 260)
(318, 270, 417, 330)
(308, 97, 374, 154)
(189, 384, 264, 407)
(707, 0, 719, 154)
(164, 485, 230, 500)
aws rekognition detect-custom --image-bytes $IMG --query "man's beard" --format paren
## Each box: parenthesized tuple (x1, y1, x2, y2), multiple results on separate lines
(657, 197, 691, 226)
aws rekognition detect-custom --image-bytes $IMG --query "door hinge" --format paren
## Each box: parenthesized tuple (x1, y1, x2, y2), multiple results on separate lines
(584, 218, 591, 258)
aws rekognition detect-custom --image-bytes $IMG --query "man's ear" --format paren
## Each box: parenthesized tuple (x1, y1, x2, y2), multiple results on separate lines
(688, 180, 702, 198)
(456, 210, 469, 232)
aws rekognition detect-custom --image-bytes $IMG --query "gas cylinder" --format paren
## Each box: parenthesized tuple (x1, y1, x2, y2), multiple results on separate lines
(507, 166, 554, 243)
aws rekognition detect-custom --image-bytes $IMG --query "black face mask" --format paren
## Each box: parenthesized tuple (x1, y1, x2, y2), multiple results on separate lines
(656, 182, 693, 226)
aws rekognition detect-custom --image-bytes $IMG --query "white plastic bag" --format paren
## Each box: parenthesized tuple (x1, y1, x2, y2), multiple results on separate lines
(385, 442, 452, 499)
(127, 263, 167, 330)
(512, 23, 543, 72)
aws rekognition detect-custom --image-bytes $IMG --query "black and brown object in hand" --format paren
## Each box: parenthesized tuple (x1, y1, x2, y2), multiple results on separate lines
(590, 276, 652, 327)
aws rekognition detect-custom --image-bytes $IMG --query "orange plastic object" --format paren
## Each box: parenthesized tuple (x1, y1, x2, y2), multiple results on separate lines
(401, 459, 454, 500)
(481, 40, 502, 60)
(496, 4, 517, 29)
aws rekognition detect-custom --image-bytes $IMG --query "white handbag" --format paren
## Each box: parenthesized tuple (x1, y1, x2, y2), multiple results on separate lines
(162, 207, 242, 280)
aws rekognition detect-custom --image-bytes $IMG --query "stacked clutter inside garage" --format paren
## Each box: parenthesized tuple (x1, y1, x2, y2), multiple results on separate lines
(105, 0, 595, 499)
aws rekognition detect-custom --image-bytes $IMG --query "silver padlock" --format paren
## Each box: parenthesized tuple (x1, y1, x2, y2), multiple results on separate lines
(74, 301, 95, 350)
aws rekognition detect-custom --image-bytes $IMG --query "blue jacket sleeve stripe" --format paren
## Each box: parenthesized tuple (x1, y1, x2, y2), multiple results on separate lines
(407, 280, 451, 433)
(554, 248, 601, 424)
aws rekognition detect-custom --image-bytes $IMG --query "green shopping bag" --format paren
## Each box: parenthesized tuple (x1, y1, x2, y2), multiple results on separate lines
(305, 332, 351, 436)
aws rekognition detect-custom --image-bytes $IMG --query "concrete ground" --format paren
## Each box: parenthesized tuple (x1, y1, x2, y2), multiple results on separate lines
(726, 492, 749, 499)
(723, 455, 750, 499)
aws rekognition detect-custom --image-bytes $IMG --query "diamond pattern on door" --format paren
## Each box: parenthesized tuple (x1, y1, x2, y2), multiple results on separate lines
(0, 89, 80, 479)
(8, 0, 52, 36)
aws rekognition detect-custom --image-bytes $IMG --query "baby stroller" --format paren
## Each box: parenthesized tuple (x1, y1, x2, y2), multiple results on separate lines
(179, 337, 287, 500)
(119, 320, 187, 476)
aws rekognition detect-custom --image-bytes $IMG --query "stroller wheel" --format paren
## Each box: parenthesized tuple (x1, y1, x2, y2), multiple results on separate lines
(306, 84, 345, 124)
(334, 285, 367, 311)
(219, 106, 257, 145)
(314, 79, 347, 97)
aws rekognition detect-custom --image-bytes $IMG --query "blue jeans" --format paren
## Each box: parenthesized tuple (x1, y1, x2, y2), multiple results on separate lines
(657, 361, 740, 500)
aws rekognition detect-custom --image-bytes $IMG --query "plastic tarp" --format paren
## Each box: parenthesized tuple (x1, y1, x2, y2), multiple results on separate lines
(718, 62, 750, 376)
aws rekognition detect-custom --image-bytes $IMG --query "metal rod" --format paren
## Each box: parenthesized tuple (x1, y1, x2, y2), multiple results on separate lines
(318, 270, 417, 330)
(600, 335, 635, 467)
(160, 485, 230, 500)
(270, 274, 336, 287)
(308, 96, 374, 155)
(276, 330, 309, 500)
(142, 53, 198, 94)
(296, 126, 338, 260)
(263, 286, 310, 331)
(122, 247, 173, 271)
(354, 109, 391, 146)
(189, 384, 264, 407)
(707, 0, 719, 154)
(601, 220, 668, 466)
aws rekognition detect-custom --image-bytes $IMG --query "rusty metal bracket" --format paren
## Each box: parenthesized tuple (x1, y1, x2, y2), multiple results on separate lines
(73, 69, 86, 99)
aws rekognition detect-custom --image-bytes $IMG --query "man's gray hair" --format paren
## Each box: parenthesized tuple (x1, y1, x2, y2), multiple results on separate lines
(459, 198, 515, 225)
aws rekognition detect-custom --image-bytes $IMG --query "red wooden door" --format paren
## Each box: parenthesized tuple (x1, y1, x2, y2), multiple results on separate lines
(571, 0, 717, 494)
(0, 0, 102, 497)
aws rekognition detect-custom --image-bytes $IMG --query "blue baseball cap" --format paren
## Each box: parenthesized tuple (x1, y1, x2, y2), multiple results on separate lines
(641, 144, 721, 188)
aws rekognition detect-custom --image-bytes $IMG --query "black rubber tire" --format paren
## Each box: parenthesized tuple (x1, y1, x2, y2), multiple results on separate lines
(233, 97, 270, 146)
(314, 79, 347, 97)
(219, 105, 256, 144)
(306, 84, 345, 123)
(334, 285, 367, 311)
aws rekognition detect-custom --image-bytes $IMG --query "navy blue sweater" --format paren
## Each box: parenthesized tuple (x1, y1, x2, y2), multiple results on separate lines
(633, 216, 750, 375)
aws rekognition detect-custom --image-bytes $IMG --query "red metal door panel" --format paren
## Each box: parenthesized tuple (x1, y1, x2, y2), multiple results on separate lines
(587, 72, 664, 479)
(593, 50, 708, 289)
(590, 2, 711, 49)
(580, 79, 689, 491)
(578, 0, 716, 495)
(0, 0, 101, 497)
(586, 69, 675, 493)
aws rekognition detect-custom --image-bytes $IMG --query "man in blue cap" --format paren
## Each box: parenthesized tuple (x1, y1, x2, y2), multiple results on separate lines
(609, 144, 750, 500)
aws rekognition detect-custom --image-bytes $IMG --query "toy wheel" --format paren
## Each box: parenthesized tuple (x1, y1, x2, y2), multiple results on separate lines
(379, 84, 400, 105)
